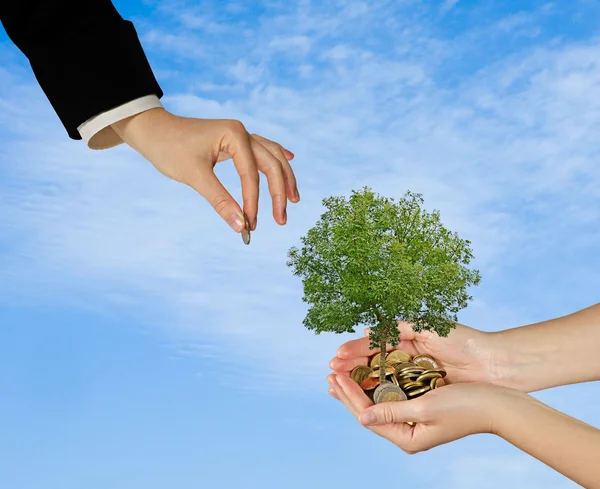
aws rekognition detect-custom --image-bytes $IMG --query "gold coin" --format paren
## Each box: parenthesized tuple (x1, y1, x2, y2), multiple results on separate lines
(413, 354, 439, 370)
(380, 390, 408, 402)
(407, 421, 416, 426)
(369, 366, 396, 378)
(241, 213, 251, 245)
(387, 350, 412, 364)
(396, 370, 423, 381)
(400, 381, 423, 391)
(396, 378, 416, 389)
(394, 362, 417, 372)
(369, 353, 382, 368)
(426, 368, 447, 378)
(373, 383, 406, 404)
(406, 386, 431, 397)
(350, 366, 373, 385)
(390, 374, 400, 387)
(430, 377, 440, 389)
(416, 372, 443, 383)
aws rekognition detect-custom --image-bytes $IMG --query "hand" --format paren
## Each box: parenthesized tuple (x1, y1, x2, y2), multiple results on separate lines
(330, 321, 506, 387)
(327, 373, 511, 453)
(111, 108, 299, 233)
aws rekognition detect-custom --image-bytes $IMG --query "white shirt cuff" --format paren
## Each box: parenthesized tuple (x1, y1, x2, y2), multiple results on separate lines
(77, 94, 163, 150)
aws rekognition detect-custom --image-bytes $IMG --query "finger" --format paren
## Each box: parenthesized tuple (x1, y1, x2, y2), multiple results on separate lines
(336, 336, 419, 360)
(329, 355, 370, 372)
(188, 168, 246, 232)
(221, 121, 260, 228)
(251, 134, 299, 203)
(251, 134, 294, 160)
(364, 321, 422, 341)
(358, 398, 424, 427)
(336, 374, 375, 411)
(336, 337, 377, 359)
(250, 138, 288, 226)
(328, 387, 340, 400)
(330, 374, 363, 418)
(336, 375, 408, 443)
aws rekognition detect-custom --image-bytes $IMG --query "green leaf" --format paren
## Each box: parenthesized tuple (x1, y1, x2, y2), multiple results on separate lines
(287, 187, 481, 350)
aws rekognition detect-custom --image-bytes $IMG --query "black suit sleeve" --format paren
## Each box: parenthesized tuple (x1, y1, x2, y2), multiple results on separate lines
(0, 0, 163, 140)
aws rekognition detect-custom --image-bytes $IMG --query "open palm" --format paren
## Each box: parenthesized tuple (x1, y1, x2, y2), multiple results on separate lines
(330, 321, 502, 386)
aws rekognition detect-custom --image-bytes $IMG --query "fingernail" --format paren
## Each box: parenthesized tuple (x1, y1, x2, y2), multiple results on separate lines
(294, 188, 300, 200)
(228, 214, 244, 232)
(282, 208, 287, 224)
(359, 411, 377, 426)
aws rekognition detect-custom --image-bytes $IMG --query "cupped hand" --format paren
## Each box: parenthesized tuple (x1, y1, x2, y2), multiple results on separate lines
(111, 108, 299, 233)
(327, 373, 511, 453)
(330, 321, 505, 387)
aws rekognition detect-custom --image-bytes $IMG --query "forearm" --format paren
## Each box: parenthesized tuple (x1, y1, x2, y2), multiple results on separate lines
(492, 303, 600, 391)
(495, 390, 600, 489)
(0, 0, 163, 140)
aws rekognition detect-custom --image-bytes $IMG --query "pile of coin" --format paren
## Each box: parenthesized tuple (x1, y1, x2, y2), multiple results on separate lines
(350, 351, 446, 404)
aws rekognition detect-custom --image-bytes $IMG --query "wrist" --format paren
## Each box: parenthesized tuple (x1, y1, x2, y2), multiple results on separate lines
(486, 385, 531, 437)
(111, 107, 170, 157)
(489, 327, 556, 392)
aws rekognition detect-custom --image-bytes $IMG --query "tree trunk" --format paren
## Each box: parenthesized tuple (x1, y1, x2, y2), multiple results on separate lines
(379, 333, 386, 385)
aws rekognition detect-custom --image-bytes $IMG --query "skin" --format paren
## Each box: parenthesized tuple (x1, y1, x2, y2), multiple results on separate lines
(111, 108, 300, 233)
(330, 302, 600, 392)
(327, 375, 600, 489)
(327, 302, 600, 486)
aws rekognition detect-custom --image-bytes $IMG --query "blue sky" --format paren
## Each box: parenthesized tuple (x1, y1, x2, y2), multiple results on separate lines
(1, 1, 599, 487)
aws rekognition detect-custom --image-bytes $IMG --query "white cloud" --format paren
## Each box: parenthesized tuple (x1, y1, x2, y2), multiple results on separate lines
(1, 1, 600, 398)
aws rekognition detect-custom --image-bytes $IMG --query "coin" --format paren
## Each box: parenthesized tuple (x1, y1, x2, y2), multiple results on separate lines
(241, 213, 251, 245)
(373, 383, 406, 404)
(413, 354, 439, 370)
(350, 366, 373, 385)
(386, 350, 412, 364)
(396, 370, 425, 380)
(406, 385, 431, 397)
(396, 378, 416, 389)
(430, 377, 441, 389)
(400, 381, 424, 390)
(369, 366, 396, 378)
(416, 372, 443, 383)
(369, 353, 382, 368)
(380, 390, 408, 402)
(360, 377, 380, 391)
(426, 368, 447, 378)
(394, 362, 417, 372)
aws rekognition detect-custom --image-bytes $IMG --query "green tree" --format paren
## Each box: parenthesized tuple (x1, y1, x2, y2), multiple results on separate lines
(287, 187, 481, 386)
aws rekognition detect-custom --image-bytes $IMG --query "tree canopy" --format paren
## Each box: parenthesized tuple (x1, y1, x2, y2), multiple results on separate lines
(287, 187, 481, 351)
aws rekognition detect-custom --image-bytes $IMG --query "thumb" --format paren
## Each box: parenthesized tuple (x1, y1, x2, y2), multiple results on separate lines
(188, 169, 246, 233)
(359, 401, 421, 426)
